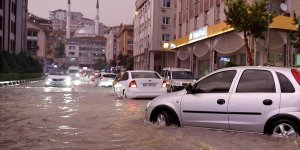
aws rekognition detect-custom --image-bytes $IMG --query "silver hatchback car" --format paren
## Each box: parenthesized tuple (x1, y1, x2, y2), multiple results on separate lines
(145, 66, 300, 138)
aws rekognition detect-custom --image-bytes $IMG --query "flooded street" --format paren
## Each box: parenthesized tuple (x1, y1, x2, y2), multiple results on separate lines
(0, 80, 299, 150)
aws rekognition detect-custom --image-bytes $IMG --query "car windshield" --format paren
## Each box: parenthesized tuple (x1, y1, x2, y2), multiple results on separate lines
(103, 74, 117, 78)
(69, 70, 79, 74)
(49, 70, 69, 75)
(131, 72, 161, 79)
(172, 71, 194, 79)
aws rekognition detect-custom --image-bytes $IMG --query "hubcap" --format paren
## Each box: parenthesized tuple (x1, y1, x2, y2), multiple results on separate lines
(273, 123, 297, 138)
(156, 114, 166, 126)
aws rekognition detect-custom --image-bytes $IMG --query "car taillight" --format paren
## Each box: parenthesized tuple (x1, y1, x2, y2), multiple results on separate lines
(162, 81, 167, 88)
(291, 69, 300, 85)
(129, 80, 137, 88)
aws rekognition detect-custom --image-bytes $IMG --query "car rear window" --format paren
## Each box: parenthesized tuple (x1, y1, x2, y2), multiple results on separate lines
(276, 72, 295, 93)
(131, 72, 161, 79)
(103, 74, 117, 78)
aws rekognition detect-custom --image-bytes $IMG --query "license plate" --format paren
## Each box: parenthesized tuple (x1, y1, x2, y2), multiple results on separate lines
(143, 83, 156, 87)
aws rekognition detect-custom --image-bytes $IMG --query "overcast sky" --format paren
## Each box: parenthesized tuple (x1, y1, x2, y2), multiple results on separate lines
(28, 0, 136, 26)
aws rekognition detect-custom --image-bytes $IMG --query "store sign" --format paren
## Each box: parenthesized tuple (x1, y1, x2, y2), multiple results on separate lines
(220, 57, 230, 62)
(189, 26, 208, 43)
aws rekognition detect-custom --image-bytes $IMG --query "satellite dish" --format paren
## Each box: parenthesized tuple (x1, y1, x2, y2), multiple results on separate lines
(280, 3, 288, 12)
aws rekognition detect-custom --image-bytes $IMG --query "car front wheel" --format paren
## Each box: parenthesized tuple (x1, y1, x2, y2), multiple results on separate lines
(155, 111, 174, 126)
(270, 119, 299, 138)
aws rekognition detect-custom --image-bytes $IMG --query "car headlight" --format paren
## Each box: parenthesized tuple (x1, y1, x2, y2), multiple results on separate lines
(75, 73, 80, 77)
(46, 78, 52, 82)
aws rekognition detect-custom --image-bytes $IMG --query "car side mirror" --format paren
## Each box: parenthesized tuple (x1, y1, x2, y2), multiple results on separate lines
(185, 84, 193, 94)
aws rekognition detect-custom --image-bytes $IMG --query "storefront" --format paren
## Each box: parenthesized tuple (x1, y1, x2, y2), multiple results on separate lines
(167, 16, 297, 78)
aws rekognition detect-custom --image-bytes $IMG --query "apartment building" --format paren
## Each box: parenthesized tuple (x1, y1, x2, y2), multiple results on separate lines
(27, 13, 54, 61)
(133, 0, 176, 74)
(167, 0, 300, 78)
(49, 9, 83, 33)
(65, 36, 106, 67)
(106, 26, 120, 63)
(117, 24, 134, 57)
(0, 0, 28, 54)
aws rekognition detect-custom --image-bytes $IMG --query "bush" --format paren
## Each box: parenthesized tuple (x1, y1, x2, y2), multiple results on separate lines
(0, 52, 43, 80)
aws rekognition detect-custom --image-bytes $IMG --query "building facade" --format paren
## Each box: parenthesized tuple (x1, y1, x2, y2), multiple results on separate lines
(117, 24, 134, 57)
(65, 36, 106, 68)
(133, 0, 176, 74)
(0, 0, 28, 54)
(105, 26, 120, 63)
(167, 0, 300, 78)
(27, 13, 55, 72)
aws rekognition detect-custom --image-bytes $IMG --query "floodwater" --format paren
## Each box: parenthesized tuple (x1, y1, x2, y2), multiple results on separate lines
(0, 81, 299, 150)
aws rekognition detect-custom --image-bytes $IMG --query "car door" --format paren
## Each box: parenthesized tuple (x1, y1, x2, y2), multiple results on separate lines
(228, 69, 281, 133)
(181, 70, 238, 129)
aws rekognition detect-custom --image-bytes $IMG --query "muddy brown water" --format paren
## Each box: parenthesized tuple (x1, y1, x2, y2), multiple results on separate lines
(0, 81, 299, 150)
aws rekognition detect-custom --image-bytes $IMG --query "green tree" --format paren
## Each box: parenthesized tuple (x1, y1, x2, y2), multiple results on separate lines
(117, 54, 133, 70)
(224, 0, 272, 66)
(290, 13, 300, 49)
(94, 58, 107, 70)
(54, 40, 65, 58)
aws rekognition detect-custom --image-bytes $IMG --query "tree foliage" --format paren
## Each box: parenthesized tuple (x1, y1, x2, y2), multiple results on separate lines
(0, 52, 42, 73)
(290, 13, 300, 49)
(54, 40, 65, 58)
(224, 0, 272, 65)
(117, 54, 133, 70)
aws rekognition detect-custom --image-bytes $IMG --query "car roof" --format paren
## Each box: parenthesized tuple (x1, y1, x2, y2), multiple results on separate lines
(163, 67, 191, 71)
(128, 70, 159, 73)
(216, 66, 293, 73)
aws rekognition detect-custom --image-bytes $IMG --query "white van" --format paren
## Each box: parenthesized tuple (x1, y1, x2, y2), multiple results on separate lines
(68, 66, 80, 77)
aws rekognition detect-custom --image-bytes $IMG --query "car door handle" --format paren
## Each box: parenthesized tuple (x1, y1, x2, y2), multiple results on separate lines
(263, 99, 273, 106)
(217, 99, 226, 105)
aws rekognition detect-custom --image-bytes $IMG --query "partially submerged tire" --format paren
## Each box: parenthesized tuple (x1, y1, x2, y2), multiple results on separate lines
(269, 119, 299, 138)
(155, 110, 174, 126)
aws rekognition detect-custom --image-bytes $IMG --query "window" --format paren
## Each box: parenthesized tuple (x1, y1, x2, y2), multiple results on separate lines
(163, 17, 171, 25)
(69, 46, 76, 50)
(0, 16, 2, 30)
(162, 34, 170, 41)
(195, 70, 237, 93)
(68, 52, 75, 55)
(194, 16, 199, 30)
(215, 4, 220, 21)
(163, 0, 171, 8)
(204, 10, 209, 25)
(127, 40, 133, 45)
(276, 72, 295, 93)
(236, 70, 275, 93)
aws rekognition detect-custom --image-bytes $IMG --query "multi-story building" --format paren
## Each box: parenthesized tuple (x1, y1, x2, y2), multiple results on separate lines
(0, 0, 28, 54)
(49, 9, 83, 33)
(106, 26, 120, 63)
(166, 0, 300, 78)
(65, 36, 106, 68)
(27, 13, 54, 72)
(133, 0, 176, 74)
(117, 24, 134, 57)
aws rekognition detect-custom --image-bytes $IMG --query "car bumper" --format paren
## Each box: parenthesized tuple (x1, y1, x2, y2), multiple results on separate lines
(45, 81, 72, 87)
(127, 88, 167, 99)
